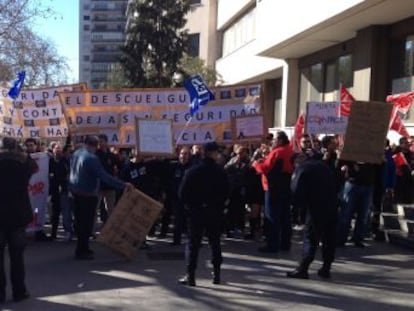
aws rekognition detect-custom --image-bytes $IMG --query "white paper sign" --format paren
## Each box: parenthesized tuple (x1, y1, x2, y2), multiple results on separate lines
(136, 119, 174, 155)
(234, 115, 264, 139)
(306, 101, 348, 134)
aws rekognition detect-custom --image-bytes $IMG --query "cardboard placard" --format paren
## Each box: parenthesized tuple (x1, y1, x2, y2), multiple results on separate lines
(98, 187, 163, 259)
(305, 101, 348, 134)
(231, 114, 265, 141)
(340, 101, 393, 164)
(136, 118, 174, 156)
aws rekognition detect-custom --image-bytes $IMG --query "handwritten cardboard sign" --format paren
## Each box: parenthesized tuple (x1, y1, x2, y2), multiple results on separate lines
(98, 188, 163, 259)
(305, 101, 348, 134)
(340, 101, 393, 164)
(136, 118, 174, 156)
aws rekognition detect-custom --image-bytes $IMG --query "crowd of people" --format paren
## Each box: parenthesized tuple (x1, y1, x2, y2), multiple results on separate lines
(1, 130, 413, 301)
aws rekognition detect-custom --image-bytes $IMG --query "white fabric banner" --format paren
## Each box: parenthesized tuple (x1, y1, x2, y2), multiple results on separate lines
(27, 152, 50, 232)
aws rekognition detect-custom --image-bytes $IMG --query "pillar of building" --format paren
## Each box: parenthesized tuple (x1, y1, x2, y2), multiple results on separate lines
(353, 25, 390, 102)
(281, 59, 300, 127)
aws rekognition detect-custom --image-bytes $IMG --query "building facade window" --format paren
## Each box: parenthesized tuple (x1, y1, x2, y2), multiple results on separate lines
(323, 54, 353, 92)
(83, 15, 90, 21)
(222, 7, 256, 57)
(405, 35, 414, 77)
(83, 25, 90, 31)
(338, 54, 353, 87)
(83, 55, 90, 61)
(188, 33, 200, 57)
(299, 54, 353, 111)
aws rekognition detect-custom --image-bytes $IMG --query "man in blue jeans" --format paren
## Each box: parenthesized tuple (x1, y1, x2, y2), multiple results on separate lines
(69, 136, 132, 260)
(253, 131, 293, 253)
(337, 161, 376, 247)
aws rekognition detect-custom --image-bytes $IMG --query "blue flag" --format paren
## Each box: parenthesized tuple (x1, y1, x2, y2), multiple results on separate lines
(8, 71, 26, 99)
(183, 75, 215, 115)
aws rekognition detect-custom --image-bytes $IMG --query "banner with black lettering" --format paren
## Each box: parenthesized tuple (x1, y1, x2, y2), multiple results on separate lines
(60, 84, 262, 146)
(0, 83, 86, 139)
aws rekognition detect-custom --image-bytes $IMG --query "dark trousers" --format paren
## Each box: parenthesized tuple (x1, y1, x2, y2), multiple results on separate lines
(394, 178, 413, 204)
(50, 191, 61, 238)
(264, 190, 292, 251)
(173, 201, 186, 244)
(186, 210, 223, 272)
(0, 227, 27, 297)
(160, 198, 173, 236)
(301, 211, 336, 268)
(73, 194, 98, 255)
(226, 191, 245, 232)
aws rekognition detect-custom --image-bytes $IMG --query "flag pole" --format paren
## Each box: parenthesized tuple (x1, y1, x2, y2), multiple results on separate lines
(175, 116, 193, 146)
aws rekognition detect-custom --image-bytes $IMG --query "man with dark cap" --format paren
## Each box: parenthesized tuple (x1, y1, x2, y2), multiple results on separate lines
(178, 142, 229, 286)
(0, 137, 37, 302)
(287, 154, 338, 279)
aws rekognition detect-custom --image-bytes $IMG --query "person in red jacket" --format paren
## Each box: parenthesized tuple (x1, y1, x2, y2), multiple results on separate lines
(253, 131, 294, 253)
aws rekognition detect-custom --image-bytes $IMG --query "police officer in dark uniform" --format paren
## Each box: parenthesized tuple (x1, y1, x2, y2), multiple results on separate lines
(178, 142, 229, 286)
(287, 153, 338, 279)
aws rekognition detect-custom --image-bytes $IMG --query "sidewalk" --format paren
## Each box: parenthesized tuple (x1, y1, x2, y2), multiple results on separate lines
(2, 234, 414, 311)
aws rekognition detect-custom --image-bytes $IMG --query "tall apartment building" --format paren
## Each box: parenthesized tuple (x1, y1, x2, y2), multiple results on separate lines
(79, 0, 128, 89)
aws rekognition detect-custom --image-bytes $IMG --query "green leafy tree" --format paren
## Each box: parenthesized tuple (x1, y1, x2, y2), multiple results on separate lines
(120, 0, 191, 87)
(178, 54, 223, 87)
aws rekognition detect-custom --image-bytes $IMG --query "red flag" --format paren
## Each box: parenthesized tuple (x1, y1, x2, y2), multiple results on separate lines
(386, 91, 414, 115)
(389, 106, 410, 138)
(291, 113, 305, 152)
(340, 86, 355, 116)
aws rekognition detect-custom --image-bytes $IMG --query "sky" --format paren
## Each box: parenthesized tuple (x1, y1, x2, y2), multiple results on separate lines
(32, 0, 79, 83)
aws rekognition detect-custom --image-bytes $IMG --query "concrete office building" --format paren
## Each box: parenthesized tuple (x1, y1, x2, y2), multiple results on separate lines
(79, 0, 128, 89)
(189, 0, 414, 131)
(185, 0, 218, 67)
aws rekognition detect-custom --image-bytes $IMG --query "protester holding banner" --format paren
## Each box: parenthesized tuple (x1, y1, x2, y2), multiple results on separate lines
(0, 137, 37, 303)
(69, 136, 132, 260)
(178, 142, 229, 286)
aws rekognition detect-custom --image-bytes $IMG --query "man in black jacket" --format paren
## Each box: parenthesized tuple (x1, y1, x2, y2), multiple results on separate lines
(287, 154, 338, 279)
(0, 137, 37, 303)
(178, 142, 229, 286)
